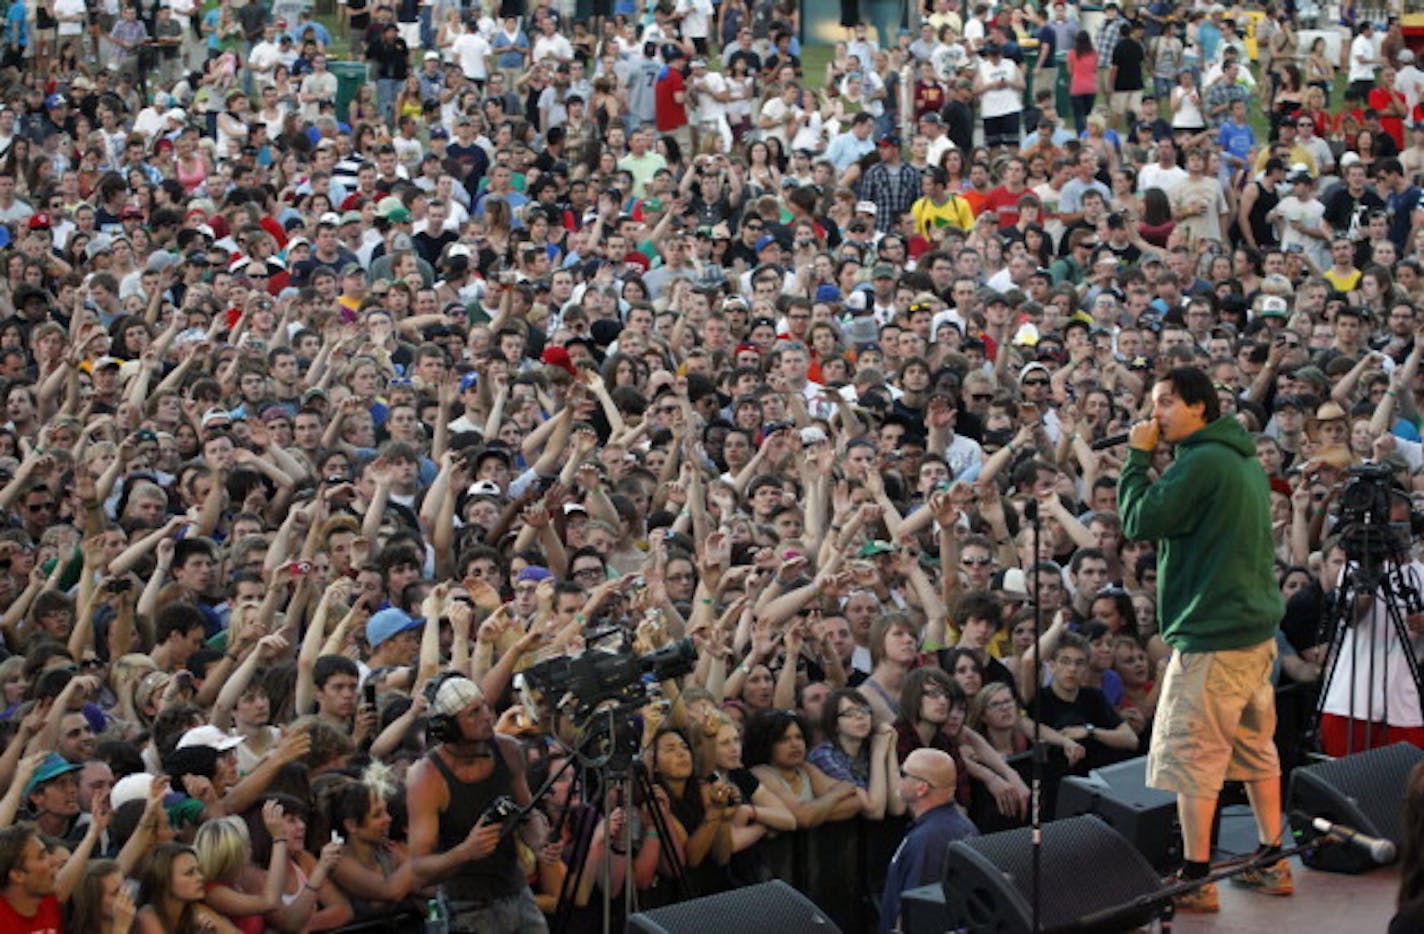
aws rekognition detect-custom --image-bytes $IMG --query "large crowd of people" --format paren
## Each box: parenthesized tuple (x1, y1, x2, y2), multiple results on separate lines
(0, 0, 1423, 930)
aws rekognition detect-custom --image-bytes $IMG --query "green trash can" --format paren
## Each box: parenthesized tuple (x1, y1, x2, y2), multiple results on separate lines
(329, 61, 369, 123)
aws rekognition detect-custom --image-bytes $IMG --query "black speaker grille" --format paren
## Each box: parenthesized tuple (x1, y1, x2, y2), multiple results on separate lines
(625, 880, 843, 934)
(1288, 742, 1424, 872)
(943, 815, 1164, 932)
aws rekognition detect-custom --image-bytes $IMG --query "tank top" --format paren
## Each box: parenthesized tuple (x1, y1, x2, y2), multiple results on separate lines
(281, 860, 309, 906)
(176, 156, 206, 193)
(205, 883, 264, 934)
(428, 745, 525, 903)
(1247, 180, 1280, 247)
(766, 766, 815, 802)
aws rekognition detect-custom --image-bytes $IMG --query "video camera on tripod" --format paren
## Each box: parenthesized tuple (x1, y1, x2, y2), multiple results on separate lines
(1313, 462, 1424, 755)
(520, 633, 699, 723)
(1334, 463, 1422, 587)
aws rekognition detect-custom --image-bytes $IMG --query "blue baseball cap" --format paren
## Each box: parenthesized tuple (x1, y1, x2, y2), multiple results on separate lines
(366, 607, 423, 648)
(24, 753, 82, 798)
(754, 234, 778, 253)
(516, 566, 556, 585)
(459, 371, 479, 391)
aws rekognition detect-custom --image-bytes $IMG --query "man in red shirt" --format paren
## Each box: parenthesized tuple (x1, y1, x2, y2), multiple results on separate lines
(983, 157, 1031, 228)
(0, 824, 63, 934)
(655, 46, 691, 155)
(1369, 64, 1408, 150)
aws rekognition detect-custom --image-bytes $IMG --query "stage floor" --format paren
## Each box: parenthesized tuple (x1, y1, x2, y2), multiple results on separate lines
(1173, 805, 1401, 931)
(1172, 857, 1399, 931)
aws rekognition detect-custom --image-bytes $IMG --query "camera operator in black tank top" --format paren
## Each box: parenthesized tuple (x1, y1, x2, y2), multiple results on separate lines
(406, 676, 550, 933)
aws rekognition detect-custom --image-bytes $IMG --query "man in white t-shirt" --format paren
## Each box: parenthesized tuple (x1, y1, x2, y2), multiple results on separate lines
(248, 23, 285, 88)
(1347, 21, 1382, 102)
(921, 112, 954, 167)
(974, 42, 1023, 150)
(1319, 534, 1424, 758)
(531, 15, 572, 65)
(1396, 49, 1424, 113)
(451, 24, 491, 83)
(689, 59, 730, 152)
(1137, 137, 1188, 196)
(1268, 166, 1329, 269)
(758, 81, 801, 151)
(54, 0, 85, 40)
(299, 54, 338, 123)
(676, 0, 713, 55)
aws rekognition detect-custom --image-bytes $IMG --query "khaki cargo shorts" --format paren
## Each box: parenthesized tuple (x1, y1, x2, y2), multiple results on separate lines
(1146, 638, 1280, 796)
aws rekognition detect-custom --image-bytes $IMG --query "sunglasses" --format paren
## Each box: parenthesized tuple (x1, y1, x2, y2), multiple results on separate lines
(1022, 378, 1049, 387)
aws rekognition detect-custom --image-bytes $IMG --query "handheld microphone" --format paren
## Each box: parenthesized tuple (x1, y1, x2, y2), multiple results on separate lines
(1293, 811, 1398, 864)
(1090, 432, 1131, 451)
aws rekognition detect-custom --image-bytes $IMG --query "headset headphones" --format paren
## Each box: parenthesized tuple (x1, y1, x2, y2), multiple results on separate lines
(424, 671, 469, 745)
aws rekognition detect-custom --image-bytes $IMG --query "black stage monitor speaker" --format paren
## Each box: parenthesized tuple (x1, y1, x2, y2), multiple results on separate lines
(1287, 741, 1424, 874)
(626, 880, 842, 934)
(901, 884, 949, 934)
(1057, 756, 1183, 872)
(941, 815, 1166, 933)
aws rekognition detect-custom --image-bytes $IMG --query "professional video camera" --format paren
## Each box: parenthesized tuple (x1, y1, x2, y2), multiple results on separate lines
(1336, 464, 1412, 573)
(521, 636, 698, 722)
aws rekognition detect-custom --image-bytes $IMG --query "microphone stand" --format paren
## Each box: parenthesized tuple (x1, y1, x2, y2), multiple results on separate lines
(1065, 833, 1349, 932)
(1029, 494, 1045, 933)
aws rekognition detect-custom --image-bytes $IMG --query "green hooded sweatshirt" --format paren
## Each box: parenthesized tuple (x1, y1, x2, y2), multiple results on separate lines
(1117, 416, 1284, 654)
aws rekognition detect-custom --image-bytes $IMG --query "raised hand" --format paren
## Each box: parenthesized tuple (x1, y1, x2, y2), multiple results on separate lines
(263, 797, 287, 842)
(113, 884, 137, 933)
(317, 838, 343, 872)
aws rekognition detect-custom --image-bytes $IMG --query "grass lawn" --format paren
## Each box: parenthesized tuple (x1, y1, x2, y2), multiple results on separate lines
(303, 20, 1284, 144)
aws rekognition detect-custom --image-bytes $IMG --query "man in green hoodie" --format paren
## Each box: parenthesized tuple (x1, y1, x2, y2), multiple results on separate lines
(1119, 366, 1289, 914)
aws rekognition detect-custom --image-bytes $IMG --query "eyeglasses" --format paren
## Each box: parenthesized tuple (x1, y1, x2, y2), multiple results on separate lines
(969, 392, 994, 401)
(922, 687, 949, 699)
(838, 706, 873, 719)
(26, 502, 55, 512)
(572, 567, 604, 580)
(1022, 378, 1049, 387)
(987, 698, 1017, 711)
(962, 556, 993, 566)
(900, 768, 935, 786)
